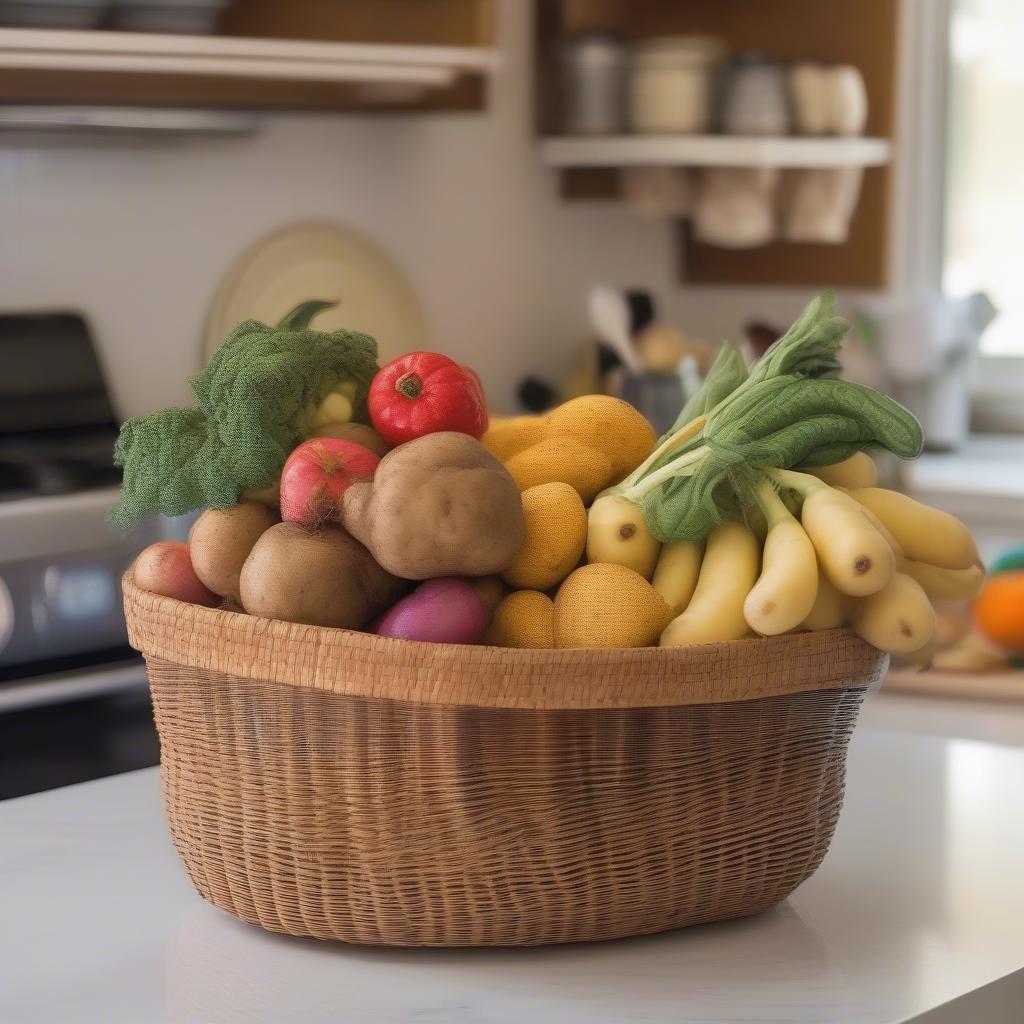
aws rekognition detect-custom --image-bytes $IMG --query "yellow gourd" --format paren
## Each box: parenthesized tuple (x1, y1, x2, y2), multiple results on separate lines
(544, 395, 656, 481)
(485, 591, 555, 649)
(502, 483, 587, 591)
(504, 438, 612, 505)
(482, 396, 656, 503)
(553, 563, 671, 649)
(482, 416, 549, 463)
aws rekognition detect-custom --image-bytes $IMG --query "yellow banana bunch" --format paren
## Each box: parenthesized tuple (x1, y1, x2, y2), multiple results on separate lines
(652, 540, 704, 616)
(767, 467, 980, 658)
(586, 493, 661, 580)
(847, 487, 980, 571)
(660, 523, 760, 647)
(772, 468, 894, 596)
(743, 481, 818, 636)
(578, 453, 980, 660)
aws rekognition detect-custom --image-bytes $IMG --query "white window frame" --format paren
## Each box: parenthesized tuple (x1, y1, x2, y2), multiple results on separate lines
(893, 0, 1024, 432)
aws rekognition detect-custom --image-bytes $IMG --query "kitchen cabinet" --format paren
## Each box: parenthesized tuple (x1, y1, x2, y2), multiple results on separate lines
(536, 0, 900, 287)
(0, 0, 495, 112)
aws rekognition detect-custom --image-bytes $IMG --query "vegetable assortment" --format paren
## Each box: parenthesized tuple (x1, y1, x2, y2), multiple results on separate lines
(125, 293, 984, 662)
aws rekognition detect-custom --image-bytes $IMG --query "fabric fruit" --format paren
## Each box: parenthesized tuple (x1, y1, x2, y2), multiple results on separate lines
(368, 351, 488, 446)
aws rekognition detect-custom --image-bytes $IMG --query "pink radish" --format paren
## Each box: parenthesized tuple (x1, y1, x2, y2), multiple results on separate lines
(373, 578, 488, 644)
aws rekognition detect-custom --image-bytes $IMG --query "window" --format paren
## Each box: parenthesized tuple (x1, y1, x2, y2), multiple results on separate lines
(944, 0, 1024, 357)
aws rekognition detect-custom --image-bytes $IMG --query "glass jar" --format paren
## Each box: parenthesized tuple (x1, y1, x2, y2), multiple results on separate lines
(628, 35, 725, 135)
(559, 31, 627, 135)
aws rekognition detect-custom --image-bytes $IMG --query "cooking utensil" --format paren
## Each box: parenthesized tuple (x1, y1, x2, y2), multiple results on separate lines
(587, 285, 642, 374)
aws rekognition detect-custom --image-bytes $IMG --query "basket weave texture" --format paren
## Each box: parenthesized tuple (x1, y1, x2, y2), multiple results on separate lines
(124, 577, 886, 947)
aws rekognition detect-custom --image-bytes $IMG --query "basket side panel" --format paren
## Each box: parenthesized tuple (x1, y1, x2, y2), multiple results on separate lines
(148, 658, 865, 946)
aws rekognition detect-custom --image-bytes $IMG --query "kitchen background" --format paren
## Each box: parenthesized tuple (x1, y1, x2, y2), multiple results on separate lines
(2, 0, 1022, 797)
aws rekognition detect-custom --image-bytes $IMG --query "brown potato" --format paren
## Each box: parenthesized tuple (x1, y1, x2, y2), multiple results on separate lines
(239, 522, 404, 629)
(309, 421, 390, 457)
(188, 502, 277, 602)
(341, 432, 525, 580)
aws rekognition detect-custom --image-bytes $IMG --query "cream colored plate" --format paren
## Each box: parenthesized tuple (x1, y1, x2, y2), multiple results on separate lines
(203, 221, 428, 364)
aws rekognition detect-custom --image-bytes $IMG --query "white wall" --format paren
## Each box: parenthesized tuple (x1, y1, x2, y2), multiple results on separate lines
(0, 0, 863, 421)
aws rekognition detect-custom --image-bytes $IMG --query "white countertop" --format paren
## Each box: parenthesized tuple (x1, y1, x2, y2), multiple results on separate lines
(2, 692, 1024, 1024)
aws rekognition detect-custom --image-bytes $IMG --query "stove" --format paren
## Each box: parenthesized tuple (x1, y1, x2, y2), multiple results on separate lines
(0, 312, 170, 722)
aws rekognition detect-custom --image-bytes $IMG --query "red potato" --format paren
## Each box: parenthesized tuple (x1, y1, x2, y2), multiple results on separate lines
(280, 438, 380, 528)
(133, 541, 219, 607)
(372, 578, 488, 644)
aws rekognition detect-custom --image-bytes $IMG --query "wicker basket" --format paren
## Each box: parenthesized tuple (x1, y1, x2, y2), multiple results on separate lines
(123, 576, 886, 947)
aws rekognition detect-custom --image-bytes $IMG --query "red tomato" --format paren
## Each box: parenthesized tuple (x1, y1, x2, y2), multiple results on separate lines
(368, 351, 487, 446)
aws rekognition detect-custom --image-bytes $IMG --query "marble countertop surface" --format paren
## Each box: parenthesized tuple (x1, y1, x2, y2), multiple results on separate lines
(2, 691, 1023, 1024)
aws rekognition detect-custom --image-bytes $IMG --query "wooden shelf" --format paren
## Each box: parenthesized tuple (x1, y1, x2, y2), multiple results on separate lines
(542, 135, 891, 170)
(535, 0, 899, 288)
(0, 26, 496, 110)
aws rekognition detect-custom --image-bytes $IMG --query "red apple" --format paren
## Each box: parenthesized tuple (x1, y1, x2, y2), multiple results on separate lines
(280, 438, 380, 528)
(133, 541, 220, 607)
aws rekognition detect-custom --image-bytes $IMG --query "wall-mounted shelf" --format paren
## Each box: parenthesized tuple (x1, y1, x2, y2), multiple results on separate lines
(535, 0, 900, 288)
(541, 135, 892, 170)
(0, 17, 495, 110)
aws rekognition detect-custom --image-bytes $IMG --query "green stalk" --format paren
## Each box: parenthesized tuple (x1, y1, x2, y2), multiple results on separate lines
(619, 414, 707, 492)
(752, 477, 791, 527)
(766, 467, 828, 499)
(620, 445, 709, 503)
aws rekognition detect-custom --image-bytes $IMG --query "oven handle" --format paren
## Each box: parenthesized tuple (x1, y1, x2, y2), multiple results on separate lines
(0, 660, 147, 713)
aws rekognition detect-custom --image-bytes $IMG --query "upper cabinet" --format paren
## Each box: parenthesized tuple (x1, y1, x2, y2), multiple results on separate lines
(536, 0, 900, 288)
(0, 0, 495, 112)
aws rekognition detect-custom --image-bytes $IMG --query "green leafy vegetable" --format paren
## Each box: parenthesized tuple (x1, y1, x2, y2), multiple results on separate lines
(110, 302, 379, 529)
(674, 342, 748, 428)
(608, 292, 924, 543)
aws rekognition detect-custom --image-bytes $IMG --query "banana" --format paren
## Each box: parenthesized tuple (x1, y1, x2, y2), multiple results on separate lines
(586, 493, 661, 580)
(772, 469, 895, 597)
(743, 483, 818, 635)
(851, 572, 937, 655)
(652, 540, 704, 616)
(932, 633, 1011, 672)
(660, 522, 760, 646)
(805, 451, 878, 489)
(849, 487, 979, 571)
(800, 570, 851, 630)
(898, 557, 985, 602)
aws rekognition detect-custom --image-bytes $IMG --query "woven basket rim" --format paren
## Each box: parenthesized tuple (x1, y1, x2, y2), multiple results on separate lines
(123, 575, 887, 710)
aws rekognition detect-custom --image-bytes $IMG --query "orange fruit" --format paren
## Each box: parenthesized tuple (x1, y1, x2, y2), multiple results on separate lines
(973, 571, 1024, 652)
